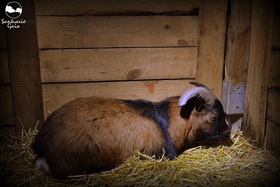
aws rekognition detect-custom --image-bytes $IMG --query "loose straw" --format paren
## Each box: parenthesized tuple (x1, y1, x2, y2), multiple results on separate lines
(0, 125, 279, 186)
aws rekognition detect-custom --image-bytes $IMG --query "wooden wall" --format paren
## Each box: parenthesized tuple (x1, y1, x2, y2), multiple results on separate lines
(1, 0, 231, 135)
(241, 0, 280, 155)
(243, 0, 274, 145)
(0, 0, 202, 134)
(265, 1, 280, 154)
(34, 0, 199, 119)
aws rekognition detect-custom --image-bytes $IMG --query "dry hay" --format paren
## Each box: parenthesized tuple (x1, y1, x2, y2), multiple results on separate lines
(0, 125, 280, 187)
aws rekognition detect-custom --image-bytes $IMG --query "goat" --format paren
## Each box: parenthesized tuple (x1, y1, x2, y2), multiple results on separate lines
(33, 82, 231, 179)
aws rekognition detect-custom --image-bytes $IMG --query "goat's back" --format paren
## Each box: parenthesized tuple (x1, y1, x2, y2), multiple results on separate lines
(33, 97, 166, 178)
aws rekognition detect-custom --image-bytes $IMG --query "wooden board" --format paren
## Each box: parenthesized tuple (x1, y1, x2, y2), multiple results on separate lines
(0, 50, 9, 84)
(265, 120, 280, 155)
(269, 50, 280, 89)
(40, 48, 197, 83)
(267, 89, 280, 124)
(225, 0, 251, 83)
(37, 16, 198, 49)
(0, 85, 14, 125)
(272, 16, 280, 49)
(4, 0, 44, 134)
(243, 0, 274, 145)
(42, 79, 193, 119)
(196, 0, 228, 99)
(35, 0, 199, 16)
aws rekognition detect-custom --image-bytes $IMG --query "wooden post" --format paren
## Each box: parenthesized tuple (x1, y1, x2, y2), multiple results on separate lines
(243, 0, 274, 145)
(196, 0, 228, 99)
(225, 0, 251, 83)
(4, 0, 44, 134)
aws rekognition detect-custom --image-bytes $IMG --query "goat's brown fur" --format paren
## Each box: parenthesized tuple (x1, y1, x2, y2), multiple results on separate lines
(33, 94, 230, 179)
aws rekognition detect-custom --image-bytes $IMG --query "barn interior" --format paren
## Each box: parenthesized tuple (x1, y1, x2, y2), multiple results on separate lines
(0, 0, 279, 186)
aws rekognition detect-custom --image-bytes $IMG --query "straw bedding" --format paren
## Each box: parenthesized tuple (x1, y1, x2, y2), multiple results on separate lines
(0, 126, 279, 187)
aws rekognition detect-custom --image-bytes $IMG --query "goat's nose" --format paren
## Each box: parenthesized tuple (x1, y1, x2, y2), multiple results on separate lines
(221, 130, 231, 138)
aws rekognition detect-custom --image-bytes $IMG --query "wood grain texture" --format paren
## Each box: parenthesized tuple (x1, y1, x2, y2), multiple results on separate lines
(40, 48, 197, 83)
(35, 0, 199, 16)
(42, 79, 193, 119)
(37, 16, 198, 49)
(196, 0, 228, 99)
(243, 0, 274, 145)
(225, 0, 251, 83)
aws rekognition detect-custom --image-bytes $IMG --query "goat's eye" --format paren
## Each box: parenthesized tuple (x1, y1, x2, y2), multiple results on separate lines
(209, 114, 217, 122)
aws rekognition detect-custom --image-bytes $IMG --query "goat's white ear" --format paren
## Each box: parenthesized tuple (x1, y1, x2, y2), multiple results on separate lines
(178, 87, 208, 106)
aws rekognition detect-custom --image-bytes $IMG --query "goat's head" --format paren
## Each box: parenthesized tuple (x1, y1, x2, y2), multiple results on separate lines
(179, 82, 231, 147)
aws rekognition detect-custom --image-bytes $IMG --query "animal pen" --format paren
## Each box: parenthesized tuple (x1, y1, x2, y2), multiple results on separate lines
(0, 0, 280, 186)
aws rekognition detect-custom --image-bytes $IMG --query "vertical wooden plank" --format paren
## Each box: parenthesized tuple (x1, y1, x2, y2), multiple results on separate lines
(265, 120, 280, 155)
(272, 1, 280, 49)
(267, 89, 280, 125)
(272, 16, 280, 49)
(243, 0, 274, 145)
(4, 0, 44, 134)
(269, 51, 280, 89)
(196, 0, 228, 99)
(225, 0, 251, 83)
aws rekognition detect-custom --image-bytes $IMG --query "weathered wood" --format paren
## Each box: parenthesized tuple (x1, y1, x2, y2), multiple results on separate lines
(35, 0, 199, 16)
(0, 50, 9, 84)
(4, 0, 44, 134)
(37, 16, 198, 49)
(225, 0, 251, 83)
(42, 79, 193, 119)
(269, 50, 280, 89)
(196, 0, 228, 99)
(272, 16, 280, 50)
(40, 48, 197, 83)
(0, 85, 14, 125)
(243, 0, 274, 145)
(267, 89, 280, 124)
(265, 120, 280, 155)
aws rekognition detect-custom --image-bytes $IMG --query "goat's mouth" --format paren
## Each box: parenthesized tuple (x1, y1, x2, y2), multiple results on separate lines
(212, 131, 232, 146)
(218, 130, 231, 141)
(186, 130, 232, 149)
(198, 131, 232, 147)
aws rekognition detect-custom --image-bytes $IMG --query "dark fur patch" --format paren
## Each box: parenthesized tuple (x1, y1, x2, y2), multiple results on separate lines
(207, 99, 228, 133)
(180, 97, 197, 119)
(124, 99, 177, 158)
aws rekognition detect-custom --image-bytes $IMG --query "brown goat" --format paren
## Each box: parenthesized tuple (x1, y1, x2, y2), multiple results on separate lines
(33, 82, 231, 179)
